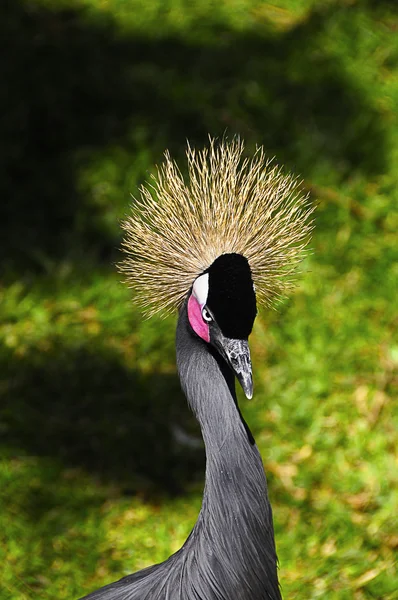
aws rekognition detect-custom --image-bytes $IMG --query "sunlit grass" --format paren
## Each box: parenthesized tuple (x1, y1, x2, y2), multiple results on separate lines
(1, 0, 397, 599)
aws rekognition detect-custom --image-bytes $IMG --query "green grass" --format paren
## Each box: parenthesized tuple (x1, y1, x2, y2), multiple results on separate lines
(1, 0, 397, 598)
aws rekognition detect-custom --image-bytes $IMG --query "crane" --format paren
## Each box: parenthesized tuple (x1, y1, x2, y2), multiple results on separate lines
(80, 138, 313, 600)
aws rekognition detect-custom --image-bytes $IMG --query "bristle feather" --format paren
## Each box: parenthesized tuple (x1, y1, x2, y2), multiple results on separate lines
(120, 138, 315, 316)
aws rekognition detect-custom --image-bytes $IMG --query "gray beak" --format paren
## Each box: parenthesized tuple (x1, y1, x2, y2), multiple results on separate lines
(213, 335, 253, 399)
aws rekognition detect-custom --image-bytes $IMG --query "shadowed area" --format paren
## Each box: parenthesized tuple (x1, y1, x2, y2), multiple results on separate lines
(1, 0, 388, 272)
(0, 342, 204, 493)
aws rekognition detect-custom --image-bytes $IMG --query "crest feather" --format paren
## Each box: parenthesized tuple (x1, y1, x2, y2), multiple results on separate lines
(120, 138, 314, 316)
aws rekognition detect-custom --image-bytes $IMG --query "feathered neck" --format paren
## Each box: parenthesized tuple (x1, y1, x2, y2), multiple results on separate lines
(176, 305, 281, 600)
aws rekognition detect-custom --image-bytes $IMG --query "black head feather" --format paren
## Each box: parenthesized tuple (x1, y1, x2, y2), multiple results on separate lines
(206, 253, 257, 339)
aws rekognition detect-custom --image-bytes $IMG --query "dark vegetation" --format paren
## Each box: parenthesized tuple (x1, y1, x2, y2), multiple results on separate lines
(1, 1, 397, 598)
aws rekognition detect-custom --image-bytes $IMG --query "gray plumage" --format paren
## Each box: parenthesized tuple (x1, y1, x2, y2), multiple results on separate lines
(80, 139, 314, 600)
(80, 304, 281, 600)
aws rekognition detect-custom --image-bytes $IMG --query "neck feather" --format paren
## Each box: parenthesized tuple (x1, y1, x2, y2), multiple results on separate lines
(176, 305, 281, 600)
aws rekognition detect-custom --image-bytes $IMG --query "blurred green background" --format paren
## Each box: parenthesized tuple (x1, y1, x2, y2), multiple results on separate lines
(1, 0, 397, 598)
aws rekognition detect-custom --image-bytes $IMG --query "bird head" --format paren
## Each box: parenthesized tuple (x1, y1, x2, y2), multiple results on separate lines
(187, 253, 257, 399)
(120, 137, 314, 399)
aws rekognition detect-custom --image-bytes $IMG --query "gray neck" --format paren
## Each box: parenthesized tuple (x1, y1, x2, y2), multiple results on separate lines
(176, 305, 281, 599)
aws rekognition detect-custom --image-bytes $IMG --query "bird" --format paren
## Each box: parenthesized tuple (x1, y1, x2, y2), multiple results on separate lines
(80, 138, 314, 600)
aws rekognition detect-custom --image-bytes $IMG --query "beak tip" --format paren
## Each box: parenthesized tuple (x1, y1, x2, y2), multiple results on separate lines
(244, 383, 253, 400)
(240, 375, 253, 399)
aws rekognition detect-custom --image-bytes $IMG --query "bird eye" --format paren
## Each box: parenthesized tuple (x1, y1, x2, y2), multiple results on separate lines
(201, 307, 213, 323)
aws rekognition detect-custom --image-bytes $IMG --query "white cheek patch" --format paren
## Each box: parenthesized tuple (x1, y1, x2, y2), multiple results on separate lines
(192, 273, 209, 306)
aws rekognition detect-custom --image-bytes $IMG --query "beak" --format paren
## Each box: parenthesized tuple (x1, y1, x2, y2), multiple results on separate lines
(213, 334, 253, 399)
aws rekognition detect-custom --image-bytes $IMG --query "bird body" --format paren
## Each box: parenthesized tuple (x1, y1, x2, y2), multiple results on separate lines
(80, 139, 313, 600)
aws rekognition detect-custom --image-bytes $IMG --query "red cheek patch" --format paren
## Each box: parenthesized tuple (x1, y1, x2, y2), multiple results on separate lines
(188, 295, 210, 343)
